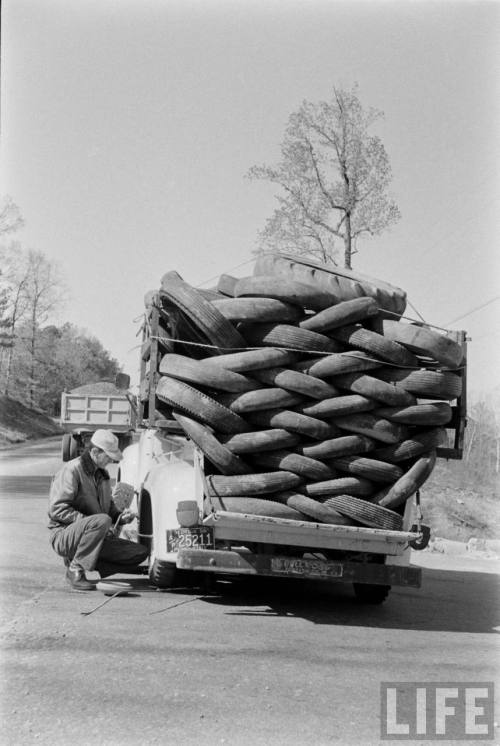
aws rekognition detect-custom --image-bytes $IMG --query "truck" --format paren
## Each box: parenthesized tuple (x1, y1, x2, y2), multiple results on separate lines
(118, 254, 467, 603)
(60, 381, 136, 462)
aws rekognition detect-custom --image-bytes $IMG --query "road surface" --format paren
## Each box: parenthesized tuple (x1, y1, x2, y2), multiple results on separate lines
(0, 438, 499, 745)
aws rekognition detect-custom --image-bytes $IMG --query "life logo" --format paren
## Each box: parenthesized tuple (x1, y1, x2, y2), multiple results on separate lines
(380, 682, 495, 740)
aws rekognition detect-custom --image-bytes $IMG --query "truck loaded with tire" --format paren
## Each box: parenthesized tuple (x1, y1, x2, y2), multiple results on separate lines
(119, 253, 467, 604)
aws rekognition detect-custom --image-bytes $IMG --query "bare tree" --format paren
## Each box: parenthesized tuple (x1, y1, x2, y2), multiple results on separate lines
(0, 246, 66, 404)
(0, 196, 24, 236)
(247, 84, 400, 269)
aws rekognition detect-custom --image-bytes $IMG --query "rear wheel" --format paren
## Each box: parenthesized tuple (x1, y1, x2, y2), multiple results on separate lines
(61, 434, 79, 462)
(353, 583, 391, 604)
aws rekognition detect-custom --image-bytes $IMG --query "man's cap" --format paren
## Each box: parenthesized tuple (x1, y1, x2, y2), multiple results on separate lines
(90, 429, 123, 462)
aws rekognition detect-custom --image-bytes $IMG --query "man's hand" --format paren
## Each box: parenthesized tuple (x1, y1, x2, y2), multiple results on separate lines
(119, 509, 137, 525)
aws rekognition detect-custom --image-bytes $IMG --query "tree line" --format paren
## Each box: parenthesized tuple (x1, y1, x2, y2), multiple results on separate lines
(0, 197, 119, 415)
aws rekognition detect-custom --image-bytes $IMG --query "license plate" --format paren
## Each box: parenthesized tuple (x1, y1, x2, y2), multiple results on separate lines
(271, 557, 343, 578)
(166, 527, 214, 553)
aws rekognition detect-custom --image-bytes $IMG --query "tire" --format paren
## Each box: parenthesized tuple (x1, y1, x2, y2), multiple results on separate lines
(295, 394, 376, 420)
(331, 456, 404, 483)
(160, 270, 246, 352)
(374, 368, 463, 400)
(299, 297, 379, 332)
(200, 347, 300, 373)
(272, 491, 354, 525)
(295, 351, 381, 378)
(216, 274, 238, 297)
(172, 413, 251, 475)
(156, 376, 250, 434)
(372, 402, 452, 426)
(329, 324, 419, 367)
(159, 353, 259, 393)
(220, 429, 302, 454)
(333, 373, 417, 407)
(375, 451, 437, 509)
(303, 477, 374, 498)
(205, 471, 303, 497)
(252, 367, 339, 400)
(240, 323, 341, 354)
(297, 434, 375, 460)
(247, 409, 336, 440)
(149, 559, 177, 588)
(206, 494, 309, 521)
(372, 428, 446, 463)
(234, 275, 337, 311)
(333, 413, 407, 444)
(353, 583, 391, 604)
(249, 450, 335, 482)
(254, 253, 407, 317)
(217, 388, 304, 414)
(381, 320, 464, 368)
(324, 495, 403, 530)
(211, 297, 302, 323)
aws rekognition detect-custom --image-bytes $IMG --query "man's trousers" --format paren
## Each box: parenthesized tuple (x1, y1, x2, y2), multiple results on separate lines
(50, 514, 149, 575)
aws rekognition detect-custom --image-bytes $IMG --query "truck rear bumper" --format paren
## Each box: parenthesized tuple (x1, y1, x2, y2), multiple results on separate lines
(177, 549, 422, 588)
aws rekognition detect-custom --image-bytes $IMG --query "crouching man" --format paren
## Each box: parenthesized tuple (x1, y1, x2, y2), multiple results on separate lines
(48, 429, 149, 591)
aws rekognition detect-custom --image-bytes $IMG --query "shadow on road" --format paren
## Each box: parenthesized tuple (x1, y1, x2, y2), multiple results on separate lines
(193, 569, 500, 634)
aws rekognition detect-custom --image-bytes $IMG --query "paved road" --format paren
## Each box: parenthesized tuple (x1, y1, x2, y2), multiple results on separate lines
(0, 438, 499, 745)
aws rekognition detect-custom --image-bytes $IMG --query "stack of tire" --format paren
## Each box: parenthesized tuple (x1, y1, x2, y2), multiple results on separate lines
(152, 261, 464, 533)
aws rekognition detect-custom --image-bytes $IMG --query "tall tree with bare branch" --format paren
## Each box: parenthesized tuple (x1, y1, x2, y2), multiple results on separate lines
(247, 84, 400, 269)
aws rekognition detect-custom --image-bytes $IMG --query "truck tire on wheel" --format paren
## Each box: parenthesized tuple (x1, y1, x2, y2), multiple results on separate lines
(353, 583, 391, 604)
(62, 433, 78, 462)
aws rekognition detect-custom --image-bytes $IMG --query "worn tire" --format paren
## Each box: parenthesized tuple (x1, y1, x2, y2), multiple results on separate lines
(297, 434, 375, 460)
(160, 270, 245, 352)
(211, 297, 302, 323)
(220, 429, 301, 454)
(206, 494, 309, 521)
(234, 275, 336, 311)
(247, 409, 336, 440)
(172, 413, 250, 475)
(324, 495, 403, 530)
(372, 428, 446, 463)
(331, 456, 404, 483)
(200, 347, 300, 373)
(159, 353, 260, 393)
(272, 491, 354, 525)
(252, 367, 339, 400)
(333, 372, 416, 407)
(372, 402, 452, 426)
(254, 253, 407, 317)
(329, 324, 419, 367)
(303, 477, 374, 498)
(381, 320, 464, 368)
(241, 323, 342, 354)
(375, 368, 463, 400)
(217, 388, 304, 414)
(294, 352, 381, 378)
(205, 471, 303, 497)
(295, 394, 376, 420)
(216, 274, 238, 297)
(156, 376, 250, 434)
(375, 451, 437, 509)
(333, 413, 407, 444)
(299, 297, 379, 332)
(249, 450, 335, 482)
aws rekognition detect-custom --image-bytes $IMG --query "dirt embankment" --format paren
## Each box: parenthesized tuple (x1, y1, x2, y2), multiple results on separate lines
(0, 395, 62, 447)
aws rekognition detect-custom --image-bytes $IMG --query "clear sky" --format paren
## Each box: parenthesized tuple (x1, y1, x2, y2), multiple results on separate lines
(1, 0, 499, 398)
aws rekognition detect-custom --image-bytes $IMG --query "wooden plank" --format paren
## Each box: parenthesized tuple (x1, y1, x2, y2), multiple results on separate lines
(203, 511, 417, 555)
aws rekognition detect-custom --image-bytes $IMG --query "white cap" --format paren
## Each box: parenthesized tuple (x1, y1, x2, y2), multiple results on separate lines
(90, 429, 123, 462)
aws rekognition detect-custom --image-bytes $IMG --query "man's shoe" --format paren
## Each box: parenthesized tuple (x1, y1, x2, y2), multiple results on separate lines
(66, 567, 96, 591)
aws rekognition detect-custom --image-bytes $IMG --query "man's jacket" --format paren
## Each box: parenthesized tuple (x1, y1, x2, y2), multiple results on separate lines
(48, 450, 120, 529)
